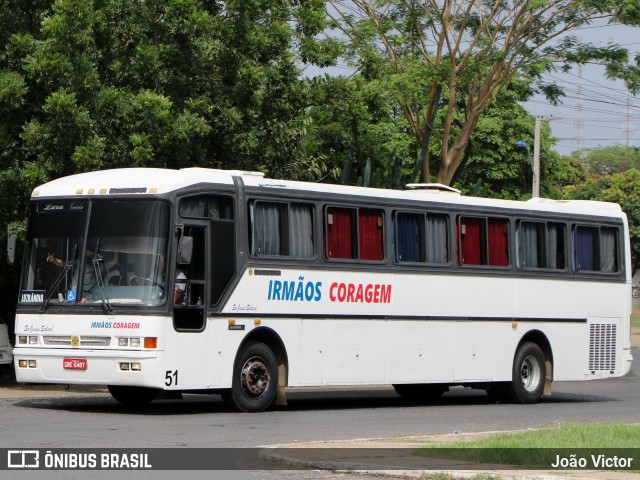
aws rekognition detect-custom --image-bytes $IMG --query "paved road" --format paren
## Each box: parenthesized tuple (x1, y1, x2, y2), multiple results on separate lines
(0, 349, 638, 479)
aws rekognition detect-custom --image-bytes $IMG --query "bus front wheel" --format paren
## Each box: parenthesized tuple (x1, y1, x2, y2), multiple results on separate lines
(108, 385, 159, 405)
(222, 341, 278, 413)
(506, 342, 546, 404)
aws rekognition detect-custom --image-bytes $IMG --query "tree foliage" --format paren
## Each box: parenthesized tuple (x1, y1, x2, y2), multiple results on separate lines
(327, 0, 640, 185)
(0, 0, 333, 289)
(572, 145, 640, 175)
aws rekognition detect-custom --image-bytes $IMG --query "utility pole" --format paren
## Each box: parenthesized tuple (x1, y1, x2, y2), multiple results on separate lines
(533, 115, 553, 198)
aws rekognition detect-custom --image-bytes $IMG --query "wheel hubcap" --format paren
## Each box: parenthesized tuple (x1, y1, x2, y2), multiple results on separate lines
(241, 356, 270, 397)
(520, 354, 541, 392)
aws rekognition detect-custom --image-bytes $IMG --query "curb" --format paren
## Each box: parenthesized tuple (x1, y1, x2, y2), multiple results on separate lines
(258, 448, 591, 480)
(258, 434, 639, 480)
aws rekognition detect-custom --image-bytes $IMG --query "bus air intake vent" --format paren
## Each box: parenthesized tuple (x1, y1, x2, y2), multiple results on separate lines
(588, 324, 617, 372)
(43, 335, 111, 347)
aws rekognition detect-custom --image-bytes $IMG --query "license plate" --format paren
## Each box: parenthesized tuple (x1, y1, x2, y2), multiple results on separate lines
(63, 358, 87, 370)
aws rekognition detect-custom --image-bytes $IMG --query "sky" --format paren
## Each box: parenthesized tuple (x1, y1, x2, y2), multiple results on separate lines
(525, 22, 640, 157)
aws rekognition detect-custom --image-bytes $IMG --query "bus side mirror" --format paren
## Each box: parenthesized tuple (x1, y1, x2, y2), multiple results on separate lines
(177, 236, 193, 265)
(7, 233, 17, 265)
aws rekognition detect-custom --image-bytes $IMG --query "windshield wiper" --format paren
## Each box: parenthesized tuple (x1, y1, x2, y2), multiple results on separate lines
(92, 256, 113, 315)
(41, 263, 74, 312)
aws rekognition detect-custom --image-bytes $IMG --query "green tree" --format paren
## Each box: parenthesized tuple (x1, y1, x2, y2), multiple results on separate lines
(0, 0, 333, 291)
(327, 0, 640, 186)
(573, 145, 640, 175)
(306, 73, 562, 196)
(305, 74, 418, 188)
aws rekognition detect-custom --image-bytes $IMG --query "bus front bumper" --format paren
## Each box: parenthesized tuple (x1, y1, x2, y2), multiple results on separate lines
(14, 348, 164, 388)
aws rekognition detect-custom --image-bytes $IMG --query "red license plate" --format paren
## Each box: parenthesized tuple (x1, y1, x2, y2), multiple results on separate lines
(63, 358, 87, 370)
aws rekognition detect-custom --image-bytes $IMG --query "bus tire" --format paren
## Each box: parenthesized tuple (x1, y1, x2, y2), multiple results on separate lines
(108, 385, 159, 405)
(223, 341, 278, 413)
(506, 342, 546, 404)
(393, 383, 447, 400)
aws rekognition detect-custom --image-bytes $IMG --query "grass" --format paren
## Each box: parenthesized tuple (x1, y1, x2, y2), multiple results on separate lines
(416, 423, 639, 469)
(632, 314, 640, 329)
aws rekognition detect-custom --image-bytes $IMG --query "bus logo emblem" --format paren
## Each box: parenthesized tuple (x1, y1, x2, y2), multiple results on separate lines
(71, 336, 80, 347)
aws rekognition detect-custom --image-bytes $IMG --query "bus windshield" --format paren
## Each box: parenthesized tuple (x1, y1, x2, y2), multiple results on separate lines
(20, 199, 170, 307)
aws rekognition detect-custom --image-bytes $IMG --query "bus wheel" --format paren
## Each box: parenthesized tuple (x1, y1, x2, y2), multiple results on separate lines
(506, 342, 546, 404)
(393, 383, 447, 400)
(223, 342, 278, 413)
(108, 385, 159, 405)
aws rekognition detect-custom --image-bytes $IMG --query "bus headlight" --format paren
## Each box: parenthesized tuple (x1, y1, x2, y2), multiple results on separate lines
(118, 337, 142, 348)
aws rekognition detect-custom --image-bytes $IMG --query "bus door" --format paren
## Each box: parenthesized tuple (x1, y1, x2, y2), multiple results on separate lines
(173, 224, 207, 329)
(166, 222, 210, 390)
(169, 194, 236, 389)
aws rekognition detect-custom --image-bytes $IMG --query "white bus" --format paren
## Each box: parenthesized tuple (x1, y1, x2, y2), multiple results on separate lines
(13, 168, 633, 412)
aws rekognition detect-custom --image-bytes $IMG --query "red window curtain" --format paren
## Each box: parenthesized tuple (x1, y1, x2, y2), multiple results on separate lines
(327, 208, 352, 259)
(460, 218, 482, 265)
(488, 218, 509, 266)
(359, 210, 383, 260)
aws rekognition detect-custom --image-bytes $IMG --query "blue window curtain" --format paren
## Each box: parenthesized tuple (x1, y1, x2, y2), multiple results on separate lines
(289, 204, 314, 258)
(575, 226, 597, 271)
(396, 213, 420, 262)
(251, 202, 281, 256)
(426, 214, 448, 264)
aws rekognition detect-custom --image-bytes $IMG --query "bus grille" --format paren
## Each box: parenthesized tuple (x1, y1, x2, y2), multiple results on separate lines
(43, 335, 111, 347)
(588, 324, 617, 372)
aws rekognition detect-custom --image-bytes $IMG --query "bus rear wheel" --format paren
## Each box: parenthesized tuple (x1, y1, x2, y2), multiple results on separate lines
(222, 341, 278, 413)
(108, 385, 159, 406)
(393, 383, 447, 400)
(506, 342, 546, 404)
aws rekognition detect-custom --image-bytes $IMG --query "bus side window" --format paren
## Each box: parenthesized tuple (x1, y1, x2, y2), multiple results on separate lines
(518, 221, 566, 270)
(458, 216, 509, 267)
(249, 201, 314, 258)
(573, 225, 619, 273)
(325, 206, 384, 261)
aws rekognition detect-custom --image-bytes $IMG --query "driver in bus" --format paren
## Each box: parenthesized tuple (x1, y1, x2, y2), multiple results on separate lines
(47, 248, 118, 302)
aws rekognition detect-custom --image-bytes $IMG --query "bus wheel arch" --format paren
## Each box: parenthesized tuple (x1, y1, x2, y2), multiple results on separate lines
(509, 331, 554, 404)
(223, 327, 289, 412)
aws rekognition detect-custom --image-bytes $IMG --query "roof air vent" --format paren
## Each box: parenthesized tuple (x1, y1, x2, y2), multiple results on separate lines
(405, 183, 461, 195)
